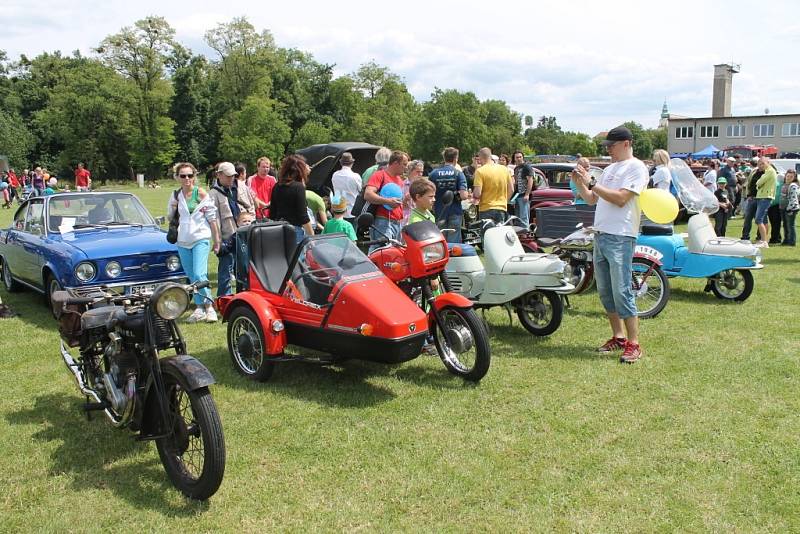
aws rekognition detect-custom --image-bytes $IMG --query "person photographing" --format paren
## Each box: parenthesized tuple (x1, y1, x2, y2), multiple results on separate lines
(571, 126, 649, 363)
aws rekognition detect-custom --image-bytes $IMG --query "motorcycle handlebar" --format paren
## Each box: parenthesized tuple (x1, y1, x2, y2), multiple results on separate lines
(360, 238, 388, 247)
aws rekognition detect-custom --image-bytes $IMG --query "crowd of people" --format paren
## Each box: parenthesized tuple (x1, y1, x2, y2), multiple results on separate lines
(0, 163, 92, 206)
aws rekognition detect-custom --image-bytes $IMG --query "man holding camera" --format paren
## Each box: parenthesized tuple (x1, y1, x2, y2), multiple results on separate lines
(571, 126, 649, 363)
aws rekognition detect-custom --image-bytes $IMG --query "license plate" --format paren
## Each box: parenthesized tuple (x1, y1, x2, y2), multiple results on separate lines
(129, 283, 157, 296)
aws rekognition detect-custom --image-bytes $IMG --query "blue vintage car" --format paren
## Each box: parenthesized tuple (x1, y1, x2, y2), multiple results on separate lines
(0, 192, 187, 308)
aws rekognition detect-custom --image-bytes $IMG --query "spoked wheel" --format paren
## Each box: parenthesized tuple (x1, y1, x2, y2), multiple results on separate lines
(156, 370, 225, 501)
(631, 259, 670, 319)
(432, 306, 490, 382)
(515, 290, 563, 336)
(710, 269, 754, 301)
(227, 306, 275, 382)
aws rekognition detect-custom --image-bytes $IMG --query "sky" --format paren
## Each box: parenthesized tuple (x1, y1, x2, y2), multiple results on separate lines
(4, 0, 800, 136)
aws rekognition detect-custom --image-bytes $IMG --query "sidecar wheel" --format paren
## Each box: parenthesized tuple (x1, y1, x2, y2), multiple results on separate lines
(515, 290, 563, 336)
(227, 306, 276, 381)
(632, 259, 670, 319)
(710, 269, 753, 302)
(433, 306, 490, 382)
(156, 370, 225, 501)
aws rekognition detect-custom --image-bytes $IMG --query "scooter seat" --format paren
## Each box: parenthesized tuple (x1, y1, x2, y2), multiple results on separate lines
(447, 243, 478, 256)
(698, 238, 758, 257)
(641, 223, 673, 236)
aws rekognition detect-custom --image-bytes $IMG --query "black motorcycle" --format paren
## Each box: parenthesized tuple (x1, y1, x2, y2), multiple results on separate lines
(52, 282, 225, 500)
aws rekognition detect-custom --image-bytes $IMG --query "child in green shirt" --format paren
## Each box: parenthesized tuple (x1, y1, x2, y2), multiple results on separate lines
(407, 179, 436, 224)
(323, 194, 357, 241)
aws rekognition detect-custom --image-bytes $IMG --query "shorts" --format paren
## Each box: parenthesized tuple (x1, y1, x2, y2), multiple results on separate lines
(755, 198, 771, 224)
(593, 232, 637, 319)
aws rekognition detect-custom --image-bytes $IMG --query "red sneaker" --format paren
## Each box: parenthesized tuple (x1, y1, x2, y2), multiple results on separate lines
(597, 337, 627, 353)
(620, 341, 643, 363)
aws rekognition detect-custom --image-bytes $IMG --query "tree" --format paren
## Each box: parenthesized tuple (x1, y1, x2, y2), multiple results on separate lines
(170, 53, 214, 167)
(412, 89, 488, 162)
(648, 127, 667, 151)
(622, 121, 652, 160)
(0, 110, 34, 168)
(537, 115, 561, 131)
(481, 99, 524, 155)
(351, 61, 401, 99)
(96, 16, 179, 178)
(218, 96, 291, 165)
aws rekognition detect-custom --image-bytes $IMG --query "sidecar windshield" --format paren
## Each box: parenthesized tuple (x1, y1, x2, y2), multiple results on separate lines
(286, 236, 379, 306)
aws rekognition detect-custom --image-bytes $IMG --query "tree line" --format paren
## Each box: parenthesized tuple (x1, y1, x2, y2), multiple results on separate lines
(0, 16, 666, 182)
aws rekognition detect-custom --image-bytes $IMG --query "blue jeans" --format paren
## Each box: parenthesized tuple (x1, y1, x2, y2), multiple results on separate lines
(293, 225, 306, 244)
(514, 196, 530, 228)
(593, 233, 637, 319)
(439, 212, 463, 243)
(177, 239, 212, 306)
(740, 198, 757, 240)
(479, 209, 506, 225)
(754, 198, 771, 225)
(369, 217, 403, 253)
(216, 251, 235, 297)
(782, 209, 797, 245)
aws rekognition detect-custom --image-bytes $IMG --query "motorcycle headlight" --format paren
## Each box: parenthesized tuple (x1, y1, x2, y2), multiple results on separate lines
(166, 255, 181, 271)
(105, 261, 122, 278)
(151, 283, 190, 320)
(75, 262, 96, 282)
(422, 242, 446, 264)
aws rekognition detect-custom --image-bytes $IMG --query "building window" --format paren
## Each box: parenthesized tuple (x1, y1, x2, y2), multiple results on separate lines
(753, 123, 775, 137)
(675, 126, 694, 139)
(726, 124, 746, 137)
(699, 125, 719, 138)
(782, 123, 800, 137)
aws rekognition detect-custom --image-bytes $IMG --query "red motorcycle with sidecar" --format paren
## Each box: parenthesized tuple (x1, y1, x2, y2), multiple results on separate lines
(216, 222, 488, 382)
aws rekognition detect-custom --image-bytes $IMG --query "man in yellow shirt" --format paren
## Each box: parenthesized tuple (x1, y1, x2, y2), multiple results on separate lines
(472, 147, 513, 223)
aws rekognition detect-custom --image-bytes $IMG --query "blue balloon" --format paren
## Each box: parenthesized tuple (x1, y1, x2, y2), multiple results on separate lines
(0, 182, 8, 190)
(379, 182, 402, 210)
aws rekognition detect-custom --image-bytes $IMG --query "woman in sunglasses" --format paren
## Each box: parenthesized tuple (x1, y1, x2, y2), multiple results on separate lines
(166, 162, 222, 322)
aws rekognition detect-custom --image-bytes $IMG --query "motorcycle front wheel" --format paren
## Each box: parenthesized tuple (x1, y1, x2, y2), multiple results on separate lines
(156, 370, 226, 501)
(432, 306, 490, 382)
(710, 269, 753, 301)
(631, 259, 670, 319)
(515, 290, 563, 336)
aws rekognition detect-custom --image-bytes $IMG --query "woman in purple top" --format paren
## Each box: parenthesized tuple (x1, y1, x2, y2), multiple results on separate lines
(32, 167, 45, 197)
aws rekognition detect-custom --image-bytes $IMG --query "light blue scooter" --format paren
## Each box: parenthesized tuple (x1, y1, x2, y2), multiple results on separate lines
(636, 159, 763, 301)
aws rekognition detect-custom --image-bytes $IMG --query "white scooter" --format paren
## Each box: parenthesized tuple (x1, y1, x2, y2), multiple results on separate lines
(442, 217, 574, 336)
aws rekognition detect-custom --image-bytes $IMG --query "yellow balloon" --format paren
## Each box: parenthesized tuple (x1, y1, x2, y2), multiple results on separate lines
(639, 188, 679, 224)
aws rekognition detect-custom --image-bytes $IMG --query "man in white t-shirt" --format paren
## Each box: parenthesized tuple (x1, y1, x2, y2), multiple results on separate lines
(572, 126, 649, 363)
(331, 152, 362, 226)
(703, 161, 718, 193)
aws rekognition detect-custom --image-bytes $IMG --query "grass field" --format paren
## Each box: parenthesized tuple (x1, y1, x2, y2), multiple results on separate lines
(0, 185, 798, 531)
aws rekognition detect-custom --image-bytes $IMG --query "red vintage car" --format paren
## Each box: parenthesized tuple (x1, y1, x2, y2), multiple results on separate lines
(216, 222, 435, 381)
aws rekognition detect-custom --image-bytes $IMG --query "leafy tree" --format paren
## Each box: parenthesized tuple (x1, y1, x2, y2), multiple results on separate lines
(96, 16, 179, 178)
(481, 99, 523, 155)
(648, 127, 667, 151)
(622, 121, 652, 160)
(170, 53, 214, 167)
(537, 115, 561, 131)
(0, 109, 34, 168)
(289, 120, 332, 153)
(412, 89, 488, 162)
(351, 60, 401, 99)
(218, 96, 291, 165)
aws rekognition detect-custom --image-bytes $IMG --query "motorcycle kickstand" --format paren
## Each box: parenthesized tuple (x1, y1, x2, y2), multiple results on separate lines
(480, 308, 493, 336)
(503, 304, 514, 326)
(85, 395, 92, 421)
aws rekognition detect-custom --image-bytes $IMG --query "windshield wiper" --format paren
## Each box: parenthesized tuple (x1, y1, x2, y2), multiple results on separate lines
(104, 221, 142, 228)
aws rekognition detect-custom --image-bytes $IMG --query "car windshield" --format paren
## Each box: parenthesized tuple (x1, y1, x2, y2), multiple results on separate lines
(47, 193, 156, 233)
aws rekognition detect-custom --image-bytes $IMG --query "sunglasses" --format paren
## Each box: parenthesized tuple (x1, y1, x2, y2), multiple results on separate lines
(178, 173, 195, 179)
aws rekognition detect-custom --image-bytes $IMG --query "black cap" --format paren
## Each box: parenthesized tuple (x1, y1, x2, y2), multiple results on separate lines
(601, 126, 633, 146)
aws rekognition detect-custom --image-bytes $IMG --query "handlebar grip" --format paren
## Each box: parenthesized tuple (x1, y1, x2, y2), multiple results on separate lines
(194, 280, 210, 290)
(65, 296, 94, 305)
(359, 239, 386, 247)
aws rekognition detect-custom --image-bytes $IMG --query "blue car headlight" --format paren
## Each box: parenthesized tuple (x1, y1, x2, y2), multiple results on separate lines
(105, 261, 122, 278)
(75, 262, 96, 282)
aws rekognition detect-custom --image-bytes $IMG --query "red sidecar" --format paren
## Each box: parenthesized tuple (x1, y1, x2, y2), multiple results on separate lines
(216, 222, 429, 381)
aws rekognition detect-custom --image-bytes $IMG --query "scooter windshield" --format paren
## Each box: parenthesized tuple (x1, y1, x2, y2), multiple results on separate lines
(668, 158, 719, 215)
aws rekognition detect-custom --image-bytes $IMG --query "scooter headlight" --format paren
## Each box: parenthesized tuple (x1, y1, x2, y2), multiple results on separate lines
(151, 283, 190, 320)
(422, 242, 446, 264)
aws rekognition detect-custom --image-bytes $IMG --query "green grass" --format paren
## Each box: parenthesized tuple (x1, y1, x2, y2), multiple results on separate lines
(1, 186, 798, 531)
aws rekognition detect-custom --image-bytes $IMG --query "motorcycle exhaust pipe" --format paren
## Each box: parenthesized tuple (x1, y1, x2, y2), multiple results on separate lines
(60, 341, 134, 427)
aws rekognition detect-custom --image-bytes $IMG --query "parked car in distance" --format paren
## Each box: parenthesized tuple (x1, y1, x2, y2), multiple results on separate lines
(0, 192, 188, 310)
(531, 162, 604, 190)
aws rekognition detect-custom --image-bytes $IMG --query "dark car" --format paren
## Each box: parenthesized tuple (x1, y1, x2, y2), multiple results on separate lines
(0, 192, 188, 309)
(296, 142, 381, 194)
(531, 162, 605, 190)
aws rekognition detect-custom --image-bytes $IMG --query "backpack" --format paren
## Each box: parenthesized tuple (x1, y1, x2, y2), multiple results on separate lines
(166, 189, 180, 244)
(351, 170, 387, 221)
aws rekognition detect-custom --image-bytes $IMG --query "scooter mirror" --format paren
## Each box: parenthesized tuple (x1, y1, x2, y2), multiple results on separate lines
(440, 190, 454, 206)
(357, 212, 375, 229)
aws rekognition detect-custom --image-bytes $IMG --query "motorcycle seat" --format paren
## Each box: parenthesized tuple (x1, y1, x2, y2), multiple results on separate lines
(536, 237, 561, 248)
(447, 243, 478, 256)
(247, 222, 298, 293)
(80, 305, 125, 331)
(640, 223, 673, 236)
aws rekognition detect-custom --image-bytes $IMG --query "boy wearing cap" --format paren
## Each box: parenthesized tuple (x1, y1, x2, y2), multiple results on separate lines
(323, 195, 357, 241)
(714, 176, 732, 237)
(572, 126, 649, 363)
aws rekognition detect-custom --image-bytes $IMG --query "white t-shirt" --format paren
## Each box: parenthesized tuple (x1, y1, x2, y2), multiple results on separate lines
(331, 166, 362, 217)
(652, 165, 672, 191)
(703, 170, 717, 193)
(593, 158, 649, 237)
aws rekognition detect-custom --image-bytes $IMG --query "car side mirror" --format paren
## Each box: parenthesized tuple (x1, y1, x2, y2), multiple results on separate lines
(154, 216, 166, 226)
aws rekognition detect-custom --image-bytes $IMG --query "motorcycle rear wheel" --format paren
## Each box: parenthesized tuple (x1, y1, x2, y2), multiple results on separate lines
(631, 259, 670, 319)
(515, 290, 563, 336)
(433, 306, 490, 382)
(156, 370, 225, 501)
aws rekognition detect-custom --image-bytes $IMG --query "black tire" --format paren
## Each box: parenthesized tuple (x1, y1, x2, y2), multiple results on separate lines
(156, 370, 225, 501)
(45, 273, 62, 316)
(432, 306, 490, 382)
(1, 257, 22, 292)
(710, 269, 754, 302)
(227, 305, 276, 381)
(515, 290, 563, 336)
(631, 259, 670, 319)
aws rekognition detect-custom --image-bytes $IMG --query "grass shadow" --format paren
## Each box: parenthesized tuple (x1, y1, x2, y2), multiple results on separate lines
(764, 257, 799, 265)
(6, 393, 210, 515)
(0, 290, 58, 331)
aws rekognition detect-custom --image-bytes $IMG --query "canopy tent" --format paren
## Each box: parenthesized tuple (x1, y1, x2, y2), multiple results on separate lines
(690, 145, 723, 159)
